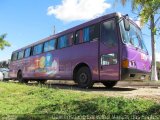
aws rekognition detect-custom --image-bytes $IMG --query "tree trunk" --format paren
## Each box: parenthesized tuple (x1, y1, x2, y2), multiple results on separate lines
(150, 14, 158, 81)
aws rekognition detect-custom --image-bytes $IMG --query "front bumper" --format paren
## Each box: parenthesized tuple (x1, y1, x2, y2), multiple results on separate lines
(121, 68, 150, 81)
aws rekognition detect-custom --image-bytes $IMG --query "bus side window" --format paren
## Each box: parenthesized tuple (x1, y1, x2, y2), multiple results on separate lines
(49, 39, 56, 50)
(76, 28, 89, 44)
(58, 36, 67, 49)
(89, 24, 100, 41)
(11, 52, 18, 61)
(68, 33, 73, 46)
(101, 20, 117, 47)
(75, 24, 100, 44)
(58, 34, 73, 49)
(75, 30, 83, 44)
(83, 27, 90, 42)
(33, 44, 43, 55)
(24, 48, 31, 58)
(17, 51, 24, 60)
(44, 39, 56, 52)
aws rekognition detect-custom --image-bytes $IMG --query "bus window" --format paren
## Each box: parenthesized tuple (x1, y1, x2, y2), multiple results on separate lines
(33, 44, 43, 55)
(75, 30, 82, 44)
(44, 39, 56, 52)
(83, 27, 90, 42)
(101, 20, 117, 47)
(24, 48, 31, 58)
(101, 53, 117, 65)
(76, 24, 100, 44)
(89, 24, 100, 41)
(58, 34, 73, 49)
(18, 51, 24, 60)
(11, 52, 18, 61)
(128, 24, 140, 48)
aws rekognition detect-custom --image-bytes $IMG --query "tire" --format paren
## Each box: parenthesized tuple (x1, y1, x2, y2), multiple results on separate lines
(17, 71, 28, 83)
(38, 80, 47, 84)
(76, 66, 94, 88)
(102, 81, 118, 88)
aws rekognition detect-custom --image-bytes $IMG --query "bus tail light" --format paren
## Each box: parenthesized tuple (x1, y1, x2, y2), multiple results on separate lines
(122, 59, 129, 68)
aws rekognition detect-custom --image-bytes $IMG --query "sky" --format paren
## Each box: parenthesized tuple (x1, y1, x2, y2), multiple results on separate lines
(0, 0, 160, 61)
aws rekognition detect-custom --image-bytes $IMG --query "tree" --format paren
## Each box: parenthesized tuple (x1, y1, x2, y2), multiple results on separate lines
(0, 34, 10, 50)
(115, 0, 160, 81)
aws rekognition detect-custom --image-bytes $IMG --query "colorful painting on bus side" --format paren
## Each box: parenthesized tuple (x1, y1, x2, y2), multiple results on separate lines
(30, 53, 59, 77)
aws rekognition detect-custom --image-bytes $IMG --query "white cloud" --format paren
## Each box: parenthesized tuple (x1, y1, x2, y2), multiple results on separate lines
(47, 0, 111, 22)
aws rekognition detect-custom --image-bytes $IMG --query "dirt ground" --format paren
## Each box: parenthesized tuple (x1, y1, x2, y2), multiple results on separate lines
(45, 80, 160, 103)
(9, 80, 160, 103)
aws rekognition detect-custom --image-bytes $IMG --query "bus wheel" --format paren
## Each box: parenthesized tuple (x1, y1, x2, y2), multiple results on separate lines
(76, 67, 94, 88)
(17, 71, 28, 83)
(38, 80, 47, 84)
(102, 81, 117, 88)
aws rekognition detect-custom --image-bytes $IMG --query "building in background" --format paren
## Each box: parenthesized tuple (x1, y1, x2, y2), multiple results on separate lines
(0, 60, 10, 68)
(0, 60, 10, 80)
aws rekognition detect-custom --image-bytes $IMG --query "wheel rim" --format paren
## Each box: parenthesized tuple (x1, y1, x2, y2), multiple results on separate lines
(79, 73, 88, 84)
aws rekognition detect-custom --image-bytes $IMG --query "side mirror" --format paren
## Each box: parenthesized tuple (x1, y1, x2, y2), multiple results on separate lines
(124, 19, 130, 31)
(124, 15, 130, 31)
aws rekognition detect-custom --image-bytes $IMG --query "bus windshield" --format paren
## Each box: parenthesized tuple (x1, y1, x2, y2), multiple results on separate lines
(120, 20, 148, 53)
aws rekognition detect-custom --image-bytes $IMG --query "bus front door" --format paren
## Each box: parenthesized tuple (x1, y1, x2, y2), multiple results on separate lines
(100, 19, 120, 81)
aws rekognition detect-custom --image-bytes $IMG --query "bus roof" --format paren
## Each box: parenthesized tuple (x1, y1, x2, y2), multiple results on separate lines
(12, 12, 132, 53)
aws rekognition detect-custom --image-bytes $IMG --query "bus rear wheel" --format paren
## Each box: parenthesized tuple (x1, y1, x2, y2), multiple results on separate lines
(17, 71, 28, 83)
(102, 81, 117, 88)
(38, 80, 47, 84)
(76, 66, 94, 88)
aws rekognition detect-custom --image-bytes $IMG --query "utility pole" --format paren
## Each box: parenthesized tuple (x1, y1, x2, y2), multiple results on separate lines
(53, 25, 56, 35)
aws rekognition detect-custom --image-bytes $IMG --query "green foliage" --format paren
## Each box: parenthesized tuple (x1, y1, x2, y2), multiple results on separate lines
(0, 82, 159, 119)
(157, 62, 160, 69)
(0, 34, 11, 50)
(117, 0, 160, 34)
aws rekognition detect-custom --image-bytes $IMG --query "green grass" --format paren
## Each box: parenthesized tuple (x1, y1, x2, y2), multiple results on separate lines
(0, 82, 160, 120)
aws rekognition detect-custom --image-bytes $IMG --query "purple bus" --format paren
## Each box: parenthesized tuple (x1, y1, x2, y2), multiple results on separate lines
(9, 12, 151, 88)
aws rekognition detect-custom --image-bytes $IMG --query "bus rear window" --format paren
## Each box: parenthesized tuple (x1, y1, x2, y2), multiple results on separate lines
(33, 44, 43, 55)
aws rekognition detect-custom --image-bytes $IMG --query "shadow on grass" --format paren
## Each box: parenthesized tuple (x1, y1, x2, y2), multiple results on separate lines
(15, 98, 160, 120)
(26, 82, 137, 92)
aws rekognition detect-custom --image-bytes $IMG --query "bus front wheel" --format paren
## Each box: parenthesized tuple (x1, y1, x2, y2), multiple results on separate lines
(76, 66, 94, 88)
(17, 71, 28, 83)
(102, 81, 117, 88)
